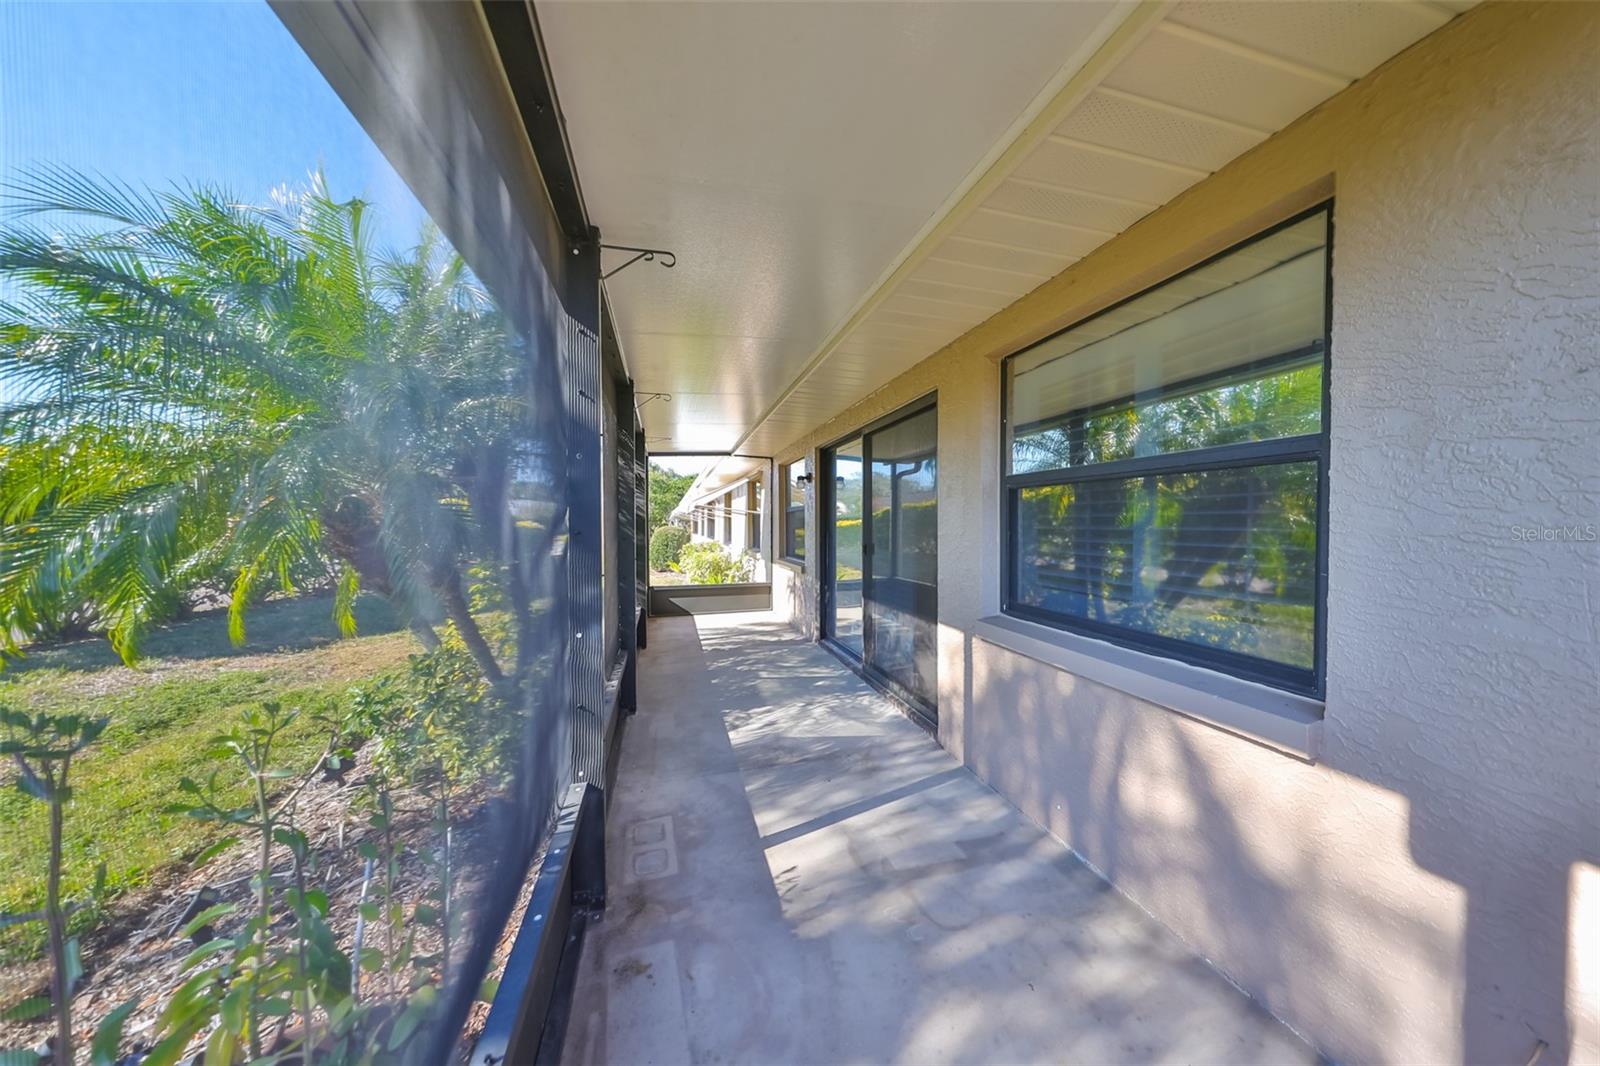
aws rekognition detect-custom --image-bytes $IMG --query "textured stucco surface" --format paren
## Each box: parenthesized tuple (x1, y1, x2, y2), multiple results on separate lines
(765, 4, 1600, 1063)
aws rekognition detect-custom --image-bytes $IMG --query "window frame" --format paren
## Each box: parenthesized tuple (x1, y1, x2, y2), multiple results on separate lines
(746, 477, 762, 554)
(999, 202, 1333, 698)
(780, 458, 808, 564)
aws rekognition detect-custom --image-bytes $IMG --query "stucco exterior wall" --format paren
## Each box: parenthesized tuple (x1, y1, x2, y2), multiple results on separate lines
(768, 4, 1600, 1063)
(772, 463, 822, 639)
(771, 559, 809, 633)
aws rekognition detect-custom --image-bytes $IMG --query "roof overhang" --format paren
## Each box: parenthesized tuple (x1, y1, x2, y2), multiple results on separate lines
(537, 0, 1472, 459)
(669, 454, 768, 520)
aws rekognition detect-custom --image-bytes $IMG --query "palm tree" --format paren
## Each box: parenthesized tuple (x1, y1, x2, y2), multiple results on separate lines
(0, 167, 522, 682)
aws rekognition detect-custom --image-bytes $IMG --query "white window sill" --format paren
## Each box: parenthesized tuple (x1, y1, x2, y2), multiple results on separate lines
(972, 615, 1324, 761)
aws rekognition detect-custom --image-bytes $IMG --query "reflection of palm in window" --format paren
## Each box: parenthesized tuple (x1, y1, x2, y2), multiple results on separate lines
(1005, 206, 1330, 691)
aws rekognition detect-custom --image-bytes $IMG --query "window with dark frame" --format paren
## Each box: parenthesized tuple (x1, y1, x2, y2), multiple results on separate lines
(781, 458, 808, 562)
(1002, 204, 1331, 696)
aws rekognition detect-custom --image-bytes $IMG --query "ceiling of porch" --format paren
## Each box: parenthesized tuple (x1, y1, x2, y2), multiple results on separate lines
(537, 0, 1472, 461)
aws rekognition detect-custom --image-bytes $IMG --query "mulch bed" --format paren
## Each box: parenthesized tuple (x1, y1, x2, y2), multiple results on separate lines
(0, 745, 536, 1064)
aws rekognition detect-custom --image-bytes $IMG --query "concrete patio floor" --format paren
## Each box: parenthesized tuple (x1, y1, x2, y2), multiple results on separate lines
(562, 613, 1319, 1065)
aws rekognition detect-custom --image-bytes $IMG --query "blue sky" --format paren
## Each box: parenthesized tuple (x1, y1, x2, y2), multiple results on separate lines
(0, 0, 429, 254)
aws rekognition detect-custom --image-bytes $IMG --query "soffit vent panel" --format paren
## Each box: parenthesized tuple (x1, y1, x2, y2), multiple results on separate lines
(1058, 88, 1268, 171)
(937, 236, 1079, 280)
(737, 0, 1470, 458)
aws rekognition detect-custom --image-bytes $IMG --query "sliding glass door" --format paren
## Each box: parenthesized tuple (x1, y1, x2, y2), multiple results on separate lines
(824, 400, 938, 719)
(865, 406, 938, 708)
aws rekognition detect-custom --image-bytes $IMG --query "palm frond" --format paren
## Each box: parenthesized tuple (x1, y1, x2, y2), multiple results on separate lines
(1, 163, 168, 230)
(1, 165, 530, 658)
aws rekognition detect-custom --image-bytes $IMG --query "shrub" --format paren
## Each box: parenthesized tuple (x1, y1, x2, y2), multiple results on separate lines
(649, 526, 690, 572)
(677, 542, 753, 585)
(346, 632, 504, 791)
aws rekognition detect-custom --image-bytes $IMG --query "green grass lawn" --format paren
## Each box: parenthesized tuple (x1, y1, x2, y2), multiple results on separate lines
(0, 594, 421, 963)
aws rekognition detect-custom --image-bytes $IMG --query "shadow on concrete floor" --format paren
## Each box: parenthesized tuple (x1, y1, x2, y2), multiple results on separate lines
(562, 612, 1320, 1066)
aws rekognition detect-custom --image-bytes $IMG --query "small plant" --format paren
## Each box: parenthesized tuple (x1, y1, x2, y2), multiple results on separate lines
(353, 790, 407, 1000)
(648, 525, 690, 572)
(345, 632, 508, 988)
(155, 701, 351, 1063)
(465, 562, 509, 616)
(1, 707, 108, 1064)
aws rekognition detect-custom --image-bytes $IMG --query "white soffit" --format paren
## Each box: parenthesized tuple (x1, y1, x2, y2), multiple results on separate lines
(536, 0, 1130, 453)
(734, 0, 1473, 457)
(673, 454, 767, 518)
(538, 0, 1470, 458)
